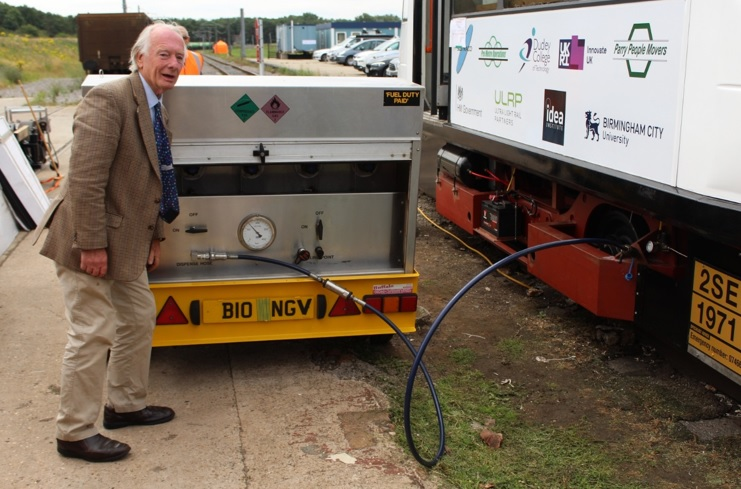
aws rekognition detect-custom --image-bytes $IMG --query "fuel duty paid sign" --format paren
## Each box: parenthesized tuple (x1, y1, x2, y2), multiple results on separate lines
(384, 90, 421, 106)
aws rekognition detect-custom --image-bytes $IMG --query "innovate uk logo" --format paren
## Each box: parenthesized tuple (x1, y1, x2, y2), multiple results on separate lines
(558, 35, 585, 70)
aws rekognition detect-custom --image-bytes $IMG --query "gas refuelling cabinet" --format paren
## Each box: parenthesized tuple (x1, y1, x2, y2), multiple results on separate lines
(118, 75, 424, 345)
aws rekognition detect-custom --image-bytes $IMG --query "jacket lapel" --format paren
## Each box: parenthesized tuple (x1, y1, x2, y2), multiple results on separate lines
(130, 74, 161, 178)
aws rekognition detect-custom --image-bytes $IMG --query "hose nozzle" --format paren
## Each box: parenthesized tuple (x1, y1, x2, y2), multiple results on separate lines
(191, 250, 229, 261)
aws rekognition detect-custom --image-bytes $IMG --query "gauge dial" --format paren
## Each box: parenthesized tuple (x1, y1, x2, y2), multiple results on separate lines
(238, 215, 276, 251)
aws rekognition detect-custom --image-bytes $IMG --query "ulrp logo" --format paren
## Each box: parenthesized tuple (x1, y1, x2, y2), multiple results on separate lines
(542, 89, 566, 146)
(558, 36, 585, 70)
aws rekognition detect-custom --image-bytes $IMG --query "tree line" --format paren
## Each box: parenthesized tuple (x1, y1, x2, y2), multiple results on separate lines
(0, 2, 399, 41)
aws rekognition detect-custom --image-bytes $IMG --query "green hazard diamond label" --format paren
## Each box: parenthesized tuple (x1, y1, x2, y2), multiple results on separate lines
(231, 94, 259, 122)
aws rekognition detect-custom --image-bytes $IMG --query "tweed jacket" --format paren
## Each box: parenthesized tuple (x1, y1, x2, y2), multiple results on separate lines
(37, 73, 172, 282)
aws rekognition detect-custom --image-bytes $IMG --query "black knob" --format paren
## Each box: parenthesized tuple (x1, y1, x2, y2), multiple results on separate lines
(315, 247, 324, 259)
(294, 248, 311, 264)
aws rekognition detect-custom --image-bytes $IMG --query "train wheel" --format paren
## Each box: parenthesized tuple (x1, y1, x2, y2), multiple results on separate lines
(586, 208, 644, 255)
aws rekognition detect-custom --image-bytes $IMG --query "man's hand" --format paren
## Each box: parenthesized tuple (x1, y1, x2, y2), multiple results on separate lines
(147, 239, 161, 272)
(80, 249, 108, 277)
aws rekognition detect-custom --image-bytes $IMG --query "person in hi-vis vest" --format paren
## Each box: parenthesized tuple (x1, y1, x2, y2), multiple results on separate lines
(175, 25, 203, 75)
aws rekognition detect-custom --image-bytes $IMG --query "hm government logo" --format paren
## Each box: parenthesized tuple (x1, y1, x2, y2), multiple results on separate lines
(614, 23, 669, 78)
(455, 85, 483, 118)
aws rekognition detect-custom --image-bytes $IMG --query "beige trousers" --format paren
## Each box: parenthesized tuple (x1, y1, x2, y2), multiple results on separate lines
(54, 264, 156, 441)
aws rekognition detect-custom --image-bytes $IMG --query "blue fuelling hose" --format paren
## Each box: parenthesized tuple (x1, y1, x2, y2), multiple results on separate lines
(232, 237, 626, 468)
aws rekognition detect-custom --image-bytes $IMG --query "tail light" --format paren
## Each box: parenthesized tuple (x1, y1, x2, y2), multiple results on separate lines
(362, 293, 418, 314)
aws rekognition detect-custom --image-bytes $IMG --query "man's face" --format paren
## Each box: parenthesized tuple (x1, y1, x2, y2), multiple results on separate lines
(137, 26, 185, 95)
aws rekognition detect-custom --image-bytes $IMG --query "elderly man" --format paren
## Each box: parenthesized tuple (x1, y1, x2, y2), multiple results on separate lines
(37, 21, 185, 462)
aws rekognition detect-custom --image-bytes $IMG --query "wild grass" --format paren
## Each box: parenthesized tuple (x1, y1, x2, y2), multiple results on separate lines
(353, 340, 741, 489)
(0, 32, 84, 89)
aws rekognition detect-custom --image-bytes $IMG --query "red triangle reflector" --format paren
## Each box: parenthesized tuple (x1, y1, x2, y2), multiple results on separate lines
(329, 297, 361, 317)
(156, 296, 189, 325)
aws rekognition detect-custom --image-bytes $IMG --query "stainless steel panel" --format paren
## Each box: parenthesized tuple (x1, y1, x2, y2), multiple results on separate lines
(150, 192, 408, 283)
(163, 76, 423, 141)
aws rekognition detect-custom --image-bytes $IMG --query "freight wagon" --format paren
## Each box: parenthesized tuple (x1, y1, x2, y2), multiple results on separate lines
(76, 13, 152, 74)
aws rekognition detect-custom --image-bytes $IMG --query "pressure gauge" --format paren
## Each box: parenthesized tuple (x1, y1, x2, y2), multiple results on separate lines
(238, 215, 276, 251)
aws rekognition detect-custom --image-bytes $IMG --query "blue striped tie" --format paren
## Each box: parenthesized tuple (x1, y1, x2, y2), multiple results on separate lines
(153, 102, 179, 223)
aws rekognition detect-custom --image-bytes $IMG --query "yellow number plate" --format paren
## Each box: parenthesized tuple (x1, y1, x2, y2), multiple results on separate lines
(203, 296, 316, 323)
(689, 261, 741, 376)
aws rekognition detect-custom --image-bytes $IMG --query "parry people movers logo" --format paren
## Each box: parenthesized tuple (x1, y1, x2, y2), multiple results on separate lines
(558, 35, 585, 70)
(613, 23, 669, 78)
(455, 24, 474, 73)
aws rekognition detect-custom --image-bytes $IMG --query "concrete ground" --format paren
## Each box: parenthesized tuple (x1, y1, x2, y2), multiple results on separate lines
(0, 95, 439, 488)
(262, 57, 367, 77)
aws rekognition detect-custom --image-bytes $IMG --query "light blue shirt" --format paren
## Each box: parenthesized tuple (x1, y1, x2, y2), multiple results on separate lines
(138, 72, 162, 122)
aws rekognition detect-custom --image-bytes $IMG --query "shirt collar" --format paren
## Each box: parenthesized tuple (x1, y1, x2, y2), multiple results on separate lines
(138, 72, 162, 110)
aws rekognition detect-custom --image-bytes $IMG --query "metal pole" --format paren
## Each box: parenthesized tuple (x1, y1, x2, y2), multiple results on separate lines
(240, 9, 245, 59)
(259, 19, 265, 75)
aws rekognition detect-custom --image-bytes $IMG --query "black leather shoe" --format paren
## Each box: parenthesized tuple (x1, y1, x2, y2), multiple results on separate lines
(57, 434, 130, 462)
(103, 405, 175, 430)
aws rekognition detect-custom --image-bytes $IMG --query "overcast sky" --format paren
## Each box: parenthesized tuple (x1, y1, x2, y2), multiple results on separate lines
(4, 0, 405, 20)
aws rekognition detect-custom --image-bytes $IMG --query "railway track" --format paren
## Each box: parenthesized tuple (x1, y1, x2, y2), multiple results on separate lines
(202, 53, 259, 75)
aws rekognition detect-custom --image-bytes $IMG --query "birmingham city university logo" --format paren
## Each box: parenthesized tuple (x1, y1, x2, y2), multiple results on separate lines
(585, 110, 599, 141)
(614, 23, 669, 78)
(543, 89, 566, 146)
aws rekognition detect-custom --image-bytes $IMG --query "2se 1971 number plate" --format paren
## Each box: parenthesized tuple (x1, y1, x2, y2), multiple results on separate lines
(688, 261, 741, 377)
(202, 296, 315, 323)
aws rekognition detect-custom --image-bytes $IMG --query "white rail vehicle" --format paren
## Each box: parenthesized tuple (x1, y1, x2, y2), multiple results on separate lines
(400, 0, 741, 390)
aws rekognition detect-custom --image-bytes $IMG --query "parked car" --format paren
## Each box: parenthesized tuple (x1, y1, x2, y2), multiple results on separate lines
(366, 50, 400, 77)
(312, 37, 358, 62)
(333, 38, 387, 65)
(385, 57, 400, 77)
(352, 38, 399, 70)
